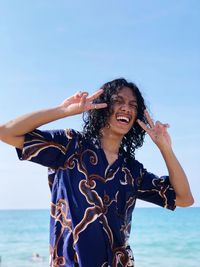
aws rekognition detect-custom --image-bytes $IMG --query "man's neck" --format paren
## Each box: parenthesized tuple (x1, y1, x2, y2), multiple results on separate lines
(100, 130, 122, 155)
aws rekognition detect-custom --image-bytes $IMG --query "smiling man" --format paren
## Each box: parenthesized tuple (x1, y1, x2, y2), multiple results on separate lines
(0, 78, 194, 267)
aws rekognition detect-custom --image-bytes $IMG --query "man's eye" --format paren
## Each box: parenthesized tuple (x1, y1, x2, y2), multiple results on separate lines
(113, 99, 123, 104)
(130, 104, 138, 110)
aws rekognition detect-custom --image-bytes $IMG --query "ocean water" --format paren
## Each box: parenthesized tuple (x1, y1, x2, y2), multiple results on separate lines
(0, 208, 199, 267)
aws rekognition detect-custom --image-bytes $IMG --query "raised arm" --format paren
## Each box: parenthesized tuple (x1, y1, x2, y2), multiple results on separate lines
(0, 89, 107, 149)
(137, 110, 194, 207)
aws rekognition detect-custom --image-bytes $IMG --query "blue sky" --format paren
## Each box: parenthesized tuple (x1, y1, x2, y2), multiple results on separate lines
(0, 0, 199, 209)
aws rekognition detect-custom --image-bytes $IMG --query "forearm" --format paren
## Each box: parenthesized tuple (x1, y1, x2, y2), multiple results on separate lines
(3, 106, 65, 135)
(0, 105, 67, 148)
(0, 89, 106, 149)
(160, 146, 194, 206)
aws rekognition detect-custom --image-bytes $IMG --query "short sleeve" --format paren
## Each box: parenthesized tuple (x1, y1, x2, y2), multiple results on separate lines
(135, 161, 176, 211)
(16, 128, 80, 169)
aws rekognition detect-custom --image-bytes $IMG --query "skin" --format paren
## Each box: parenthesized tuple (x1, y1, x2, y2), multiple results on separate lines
(0, 87, 194, 207)
(0, 89, 107, 149)
(100, 87, 138, 164)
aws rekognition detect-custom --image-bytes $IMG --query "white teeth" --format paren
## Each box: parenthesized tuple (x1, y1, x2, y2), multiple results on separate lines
(116, 116, 130, 123)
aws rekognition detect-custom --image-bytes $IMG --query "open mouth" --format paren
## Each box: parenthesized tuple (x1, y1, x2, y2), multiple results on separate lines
(116, 115, 131, 124)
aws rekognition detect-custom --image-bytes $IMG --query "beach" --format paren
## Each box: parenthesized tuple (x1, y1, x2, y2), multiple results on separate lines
(0, 207, 199, 267)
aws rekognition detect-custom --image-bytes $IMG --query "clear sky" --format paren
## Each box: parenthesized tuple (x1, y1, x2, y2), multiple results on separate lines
(0, 0, 199, 209)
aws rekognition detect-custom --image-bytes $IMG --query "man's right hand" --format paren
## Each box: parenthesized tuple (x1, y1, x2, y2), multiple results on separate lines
(59, 89, 107, 116)
(0, 89, 107, 149)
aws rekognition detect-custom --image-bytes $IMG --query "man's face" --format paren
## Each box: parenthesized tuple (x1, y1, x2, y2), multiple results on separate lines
(106, 86, 138, 136)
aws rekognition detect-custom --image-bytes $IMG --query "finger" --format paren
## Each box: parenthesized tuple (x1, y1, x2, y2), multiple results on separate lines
(74, 91, 82, 98)
(144, 110, 154, 128)
(87, 102, 108, 110)
(156, 121, 170, 129)
(87, 88, 104, 101)
(74, 91, 87, 99)
(155, 121, 162, 126)
(163, 123, 170, 128)
(79, 93, 88, 107)
(137, 119, 150, 133)
(94, 103, 107, 109)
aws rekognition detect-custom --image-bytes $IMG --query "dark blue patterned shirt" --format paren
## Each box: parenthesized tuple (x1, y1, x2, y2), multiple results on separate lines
(17, 129, 176, 267)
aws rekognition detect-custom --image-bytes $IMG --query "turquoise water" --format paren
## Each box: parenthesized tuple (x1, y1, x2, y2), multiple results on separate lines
(0, 208, 199, 267)
(131, 207, 200, 267)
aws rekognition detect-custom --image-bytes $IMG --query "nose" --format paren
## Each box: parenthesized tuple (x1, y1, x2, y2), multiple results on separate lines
(120, 103, 131, 113)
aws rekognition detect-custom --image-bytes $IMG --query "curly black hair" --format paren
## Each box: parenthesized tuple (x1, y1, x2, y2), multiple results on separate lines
(82, 78, 148, 158)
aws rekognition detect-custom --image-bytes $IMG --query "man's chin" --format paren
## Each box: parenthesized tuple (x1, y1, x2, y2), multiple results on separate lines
(115, 128, 131, 136)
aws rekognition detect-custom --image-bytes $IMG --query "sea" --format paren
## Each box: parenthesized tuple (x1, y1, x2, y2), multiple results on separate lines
(0, 207, 199, 267)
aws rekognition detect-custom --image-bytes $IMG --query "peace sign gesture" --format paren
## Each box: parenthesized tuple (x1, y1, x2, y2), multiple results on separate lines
(137, 110, 172, 150)
(60, 89, 107, 117)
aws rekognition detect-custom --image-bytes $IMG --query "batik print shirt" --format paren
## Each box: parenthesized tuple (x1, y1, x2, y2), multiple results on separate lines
(17, 128, 176, 267)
